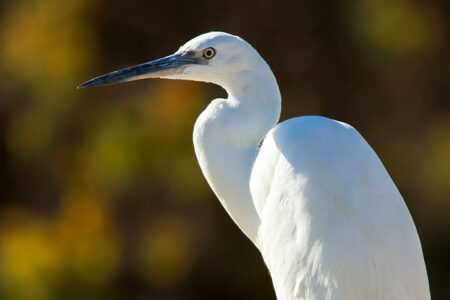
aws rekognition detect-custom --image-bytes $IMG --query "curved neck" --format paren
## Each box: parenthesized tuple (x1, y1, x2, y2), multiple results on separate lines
(193, 67, 281, 245)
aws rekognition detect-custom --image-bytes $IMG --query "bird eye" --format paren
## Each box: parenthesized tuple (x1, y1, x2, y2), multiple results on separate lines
(203, 47, 216, 59)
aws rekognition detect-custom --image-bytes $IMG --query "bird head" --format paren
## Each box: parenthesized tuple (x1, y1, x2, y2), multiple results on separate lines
(78, 32, 267, 89)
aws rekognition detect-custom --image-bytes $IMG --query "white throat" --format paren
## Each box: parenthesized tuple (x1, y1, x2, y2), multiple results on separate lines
(193, 66, 281, 244)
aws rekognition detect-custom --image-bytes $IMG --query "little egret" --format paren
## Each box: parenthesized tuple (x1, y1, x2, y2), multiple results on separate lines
(79, 32, 430, 299)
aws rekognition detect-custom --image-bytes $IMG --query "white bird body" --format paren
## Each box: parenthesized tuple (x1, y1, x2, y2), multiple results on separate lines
(252, 117, 429, 299)
(79, 31, 431, 300)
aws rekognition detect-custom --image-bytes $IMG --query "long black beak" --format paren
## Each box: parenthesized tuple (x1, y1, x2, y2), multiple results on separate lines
(77, 52, 196, 89)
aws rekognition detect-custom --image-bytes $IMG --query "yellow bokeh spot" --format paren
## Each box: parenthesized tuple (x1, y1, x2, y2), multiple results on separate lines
(56, 189, 120, 285)
(354, 0, 443, 56)
(0, 190, 120, 298)
(0, 207, 62, 299)
(1, 0, 97, 87)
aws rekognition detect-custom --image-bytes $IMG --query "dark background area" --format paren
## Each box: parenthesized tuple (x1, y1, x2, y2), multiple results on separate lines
(0, 0, 448, 299)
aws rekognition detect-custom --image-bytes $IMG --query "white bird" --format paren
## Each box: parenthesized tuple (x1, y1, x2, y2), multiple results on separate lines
(79, 32, 430, 300)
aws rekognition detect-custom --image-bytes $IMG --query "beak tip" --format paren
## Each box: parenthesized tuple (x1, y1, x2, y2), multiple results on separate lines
(77, 81, 94, 89)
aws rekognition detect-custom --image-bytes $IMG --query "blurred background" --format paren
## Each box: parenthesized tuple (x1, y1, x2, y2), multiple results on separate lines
(0, 0, 448, 299)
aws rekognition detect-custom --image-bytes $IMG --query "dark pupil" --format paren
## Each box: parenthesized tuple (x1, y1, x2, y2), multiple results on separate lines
(206, 50, 213, 57)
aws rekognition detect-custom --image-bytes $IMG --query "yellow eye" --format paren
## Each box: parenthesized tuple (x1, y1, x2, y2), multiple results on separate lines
(203, 47, 216, 59)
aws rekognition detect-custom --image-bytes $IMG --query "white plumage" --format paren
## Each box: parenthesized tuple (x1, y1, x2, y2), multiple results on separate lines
(79, 31, 430, 300)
